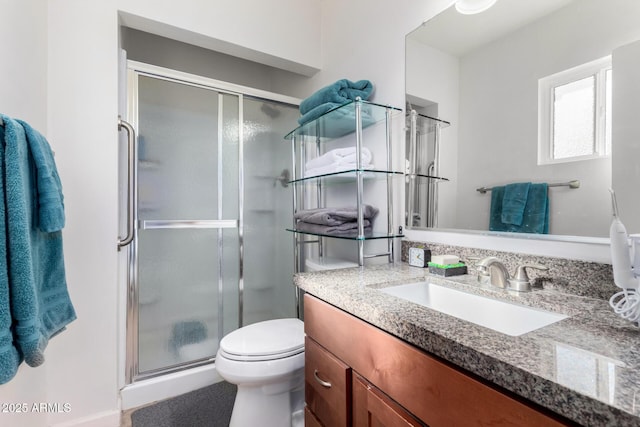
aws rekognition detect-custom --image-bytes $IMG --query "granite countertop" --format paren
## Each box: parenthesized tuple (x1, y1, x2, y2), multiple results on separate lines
(294, 263, 640, 427)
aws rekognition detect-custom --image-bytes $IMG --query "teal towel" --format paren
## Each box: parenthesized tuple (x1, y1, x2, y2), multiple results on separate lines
(520, 183, 549, 234)
(299, 79, 374, 115)
(0, 123, 21, 384)
(1, 114, 76, 370)
(297, 102, 343, 125)
(297, 102, 378, 136)
(16, 119, 65, 232)
(489, 185, 508, 232)
(489, 183, 549, 234)
(501, 182, 530, 225)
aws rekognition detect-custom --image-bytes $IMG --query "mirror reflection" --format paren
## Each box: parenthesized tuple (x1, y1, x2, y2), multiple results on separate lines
(405, 0, 640, 237)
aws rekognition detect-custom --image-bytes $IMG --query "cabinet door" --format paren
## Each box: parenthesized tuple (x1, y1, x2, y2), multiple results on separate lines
(353, 373, 425, 427)
(305, 337, 351, 427)
(305, 407, 324, 427)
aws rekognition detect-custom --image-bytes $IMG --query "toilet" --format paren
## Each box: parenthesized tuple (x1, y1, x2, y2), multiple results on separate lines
(215, 318, 305, 427)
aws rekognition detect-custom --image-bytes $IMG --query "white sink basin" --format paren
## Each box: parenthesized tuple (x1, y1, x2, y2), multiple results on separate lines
(379, 282, 567, 336)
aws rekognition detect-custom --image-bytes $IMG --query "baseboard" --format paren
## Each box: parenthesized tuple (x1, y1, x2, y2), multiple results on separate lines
(51, 410, 121, 427)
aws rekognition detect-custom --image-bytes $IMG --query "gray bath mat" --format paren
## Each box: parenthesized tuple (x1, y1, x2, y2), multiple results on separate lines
(131, 381, 237, 427)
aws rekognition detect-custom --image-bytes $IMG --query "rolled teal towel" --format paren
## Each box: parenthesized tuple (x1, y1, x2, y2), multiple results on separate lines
(297, 102, 378, 137)
(16, 119, 65, 232)
(3, 115, 76, 368)
(299, 79, 374, 115)
(0, 121, 22, 384)
(501, 182, 530, 225)
(297, 102, 342, 125)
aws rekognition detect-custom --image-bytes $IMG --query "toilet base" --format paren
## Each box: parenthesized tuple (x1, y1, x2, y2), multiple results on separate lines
(229, 373, 304, 427)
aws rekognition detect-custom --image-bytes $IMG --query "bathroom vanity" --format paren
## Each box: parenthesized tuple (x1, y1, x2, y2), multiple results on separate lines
(296, 264, 640, 426)
(304, 294, 568, 426)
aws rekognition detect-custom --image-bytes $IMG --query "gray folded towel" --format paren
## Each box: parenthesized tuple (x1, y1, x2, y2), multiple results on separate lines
(294, 205, 378, 226)
(295, 220, 372, 237)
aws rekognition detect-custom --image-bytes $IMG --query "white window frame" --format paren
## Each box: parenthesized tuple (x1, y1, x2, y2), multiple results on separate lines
(538, 56, 611, 165)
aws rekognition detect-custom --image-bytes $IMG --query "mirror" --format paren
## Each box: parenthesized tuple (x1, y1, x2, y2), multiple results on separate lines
(405, 0, 640, 238)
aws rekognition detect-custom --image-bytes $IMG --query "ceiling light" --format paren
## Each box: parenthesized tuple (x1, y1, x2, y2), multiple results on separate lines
(455, 0, 498, 15)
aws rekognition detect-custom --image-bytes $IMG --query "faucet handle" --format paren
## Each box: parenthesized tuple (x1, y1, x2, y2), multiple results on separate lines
(509, 264, 548, 292)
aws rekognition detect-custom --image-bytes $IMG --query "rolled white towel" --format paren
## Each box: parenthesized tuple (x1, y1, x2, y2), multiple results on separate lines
(305, 147, 372, 170)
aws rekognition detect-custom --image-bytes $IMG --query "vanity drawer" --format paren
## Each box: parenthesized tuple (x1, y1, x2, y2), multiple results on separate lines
(305, 336, 351, 427)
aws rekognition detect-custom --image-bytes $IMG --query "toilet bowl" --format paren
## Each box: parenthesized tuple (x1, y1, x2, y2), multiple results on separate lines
(216, 318, 305, 427)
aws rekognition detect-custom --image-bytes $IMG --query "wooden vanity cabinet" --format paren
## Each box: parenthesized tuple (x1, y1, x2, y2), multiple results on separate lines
(304, 294, 572, 427)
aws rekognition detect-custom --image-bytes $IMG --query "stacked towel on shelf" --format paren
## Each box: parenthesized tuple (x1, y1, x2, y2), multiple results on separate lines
(298, 79, 374, 126)
(305, 147, 373, 177)
(489, 182, 549, 234)
(294, 205, 379, 237)
(0, 113, 76, 384)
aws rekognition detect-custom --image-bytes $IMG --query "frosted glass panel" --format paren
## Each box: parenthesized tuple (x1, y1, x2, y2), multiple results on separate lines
(137, 76, 219, 220)
(553, 76, 595, 159)
(221, 228, 240, 336)
(242, 98, 299, 325)
(134, 76, 241, 376)
(138, 228, 219, 373)
(221, 93, 240, 222)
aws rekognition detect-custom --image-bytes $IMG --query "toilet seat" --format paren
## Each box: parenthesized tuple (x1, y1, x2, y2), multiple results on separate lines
(219, 318, 304, 362)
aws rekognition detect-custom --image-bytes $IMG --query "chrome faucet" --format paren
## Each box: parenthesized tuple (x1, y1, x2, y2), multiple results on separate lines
(475, 257, 548, 291)
(476, 257, 511, 288)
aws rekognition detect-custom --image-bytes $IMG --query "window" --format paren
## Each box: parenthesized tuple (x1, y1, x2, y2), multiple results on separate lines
(538, 56, 612, 164)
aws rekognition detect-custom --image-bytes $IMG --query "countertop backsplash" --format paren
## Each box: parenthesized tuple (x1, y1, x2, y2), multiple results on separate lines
(401, 239, 618, 301)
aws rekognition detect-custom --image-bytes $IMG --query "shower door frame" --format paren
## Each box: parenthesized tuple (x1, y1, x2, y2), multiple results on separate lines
(121, 61, 300, 385)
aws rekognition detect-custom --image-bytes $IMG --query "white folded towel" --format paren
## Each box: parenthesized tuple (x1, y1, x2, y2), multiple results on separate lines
(304, 162, 372, 178)
(305, 147, 372, 170)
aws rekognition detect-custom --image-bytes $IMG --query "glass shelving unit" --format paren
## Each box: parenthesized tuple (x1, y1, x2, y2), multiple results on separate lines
(286, 99, 403, 268)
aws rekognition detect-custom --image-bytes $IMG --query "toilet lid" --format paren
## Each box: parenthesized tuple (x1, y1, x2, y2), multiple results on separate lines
(219, 318, 304, 361)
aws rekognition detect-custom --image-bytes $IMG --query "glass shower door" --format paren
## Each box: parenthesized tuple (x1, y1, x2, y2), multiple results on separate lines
(133, 75, 240, 377)
(242, 98, 299, 325)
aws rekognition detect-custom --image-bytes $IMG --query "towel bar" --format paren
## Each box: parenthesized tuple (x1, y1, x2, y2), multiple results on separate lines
(476, 180, 580, 194)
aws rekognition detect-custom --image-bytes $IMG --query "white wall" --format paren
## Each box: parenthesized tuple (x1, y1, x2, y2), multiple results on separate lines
(406, 38, 459, 229)
(0, 2, 51, 426)
(0, 0, 48, 130)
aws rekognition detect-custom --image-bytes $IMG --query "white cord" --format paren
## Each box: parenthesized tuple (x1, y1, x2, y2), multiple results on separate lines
(609, 289, 640, 324)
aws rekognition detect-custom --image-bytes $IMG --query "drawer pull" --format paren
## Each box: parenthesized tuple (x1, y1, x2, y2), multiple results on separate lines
(313, 370, 332, 388)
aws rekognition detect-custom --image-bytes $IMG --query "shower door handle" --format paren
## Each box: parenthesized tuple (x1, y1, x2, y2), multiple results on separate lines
(118, 117, 136, 250)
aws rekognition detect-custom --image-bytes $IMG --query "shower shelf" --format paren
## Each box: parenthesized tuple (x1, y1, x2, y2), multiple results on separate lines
(289, 169, 404, 185)
(285, 99, 402, 141)
(286, 99, 403, 268)
(285, 228, 404, 241)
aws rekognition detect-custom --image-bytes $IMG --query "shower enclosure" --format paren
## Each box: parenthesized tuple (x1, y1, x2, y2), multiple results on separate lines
(119, 62, 299, 385)
(405, 110, 450, 229)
